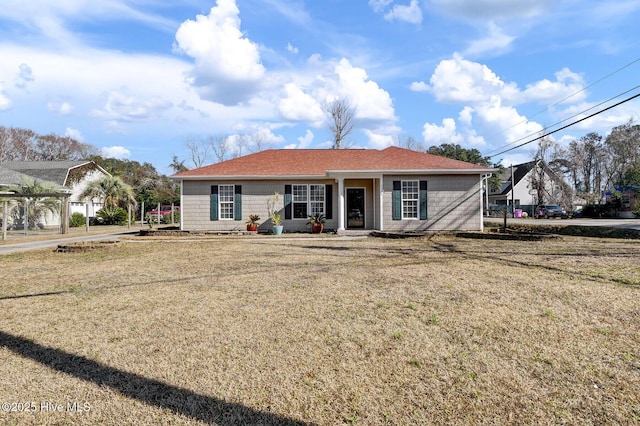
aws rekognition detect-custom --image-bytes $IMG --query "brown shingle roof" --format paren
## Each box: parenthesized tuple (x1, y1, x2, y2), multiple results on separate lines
(173, 146, 490, 178)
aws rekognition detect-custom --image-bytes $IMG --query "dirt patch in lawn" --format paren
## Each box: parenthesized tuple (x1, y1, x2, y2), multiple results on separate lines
(1, 235, 639, 425)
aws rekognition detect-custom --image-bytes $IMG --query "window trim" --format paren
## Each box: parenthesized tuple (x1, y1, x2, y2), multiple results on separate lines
(401, 180, 419, 220)
(290, 184, 326, 220)
(218, 184, 235, 220)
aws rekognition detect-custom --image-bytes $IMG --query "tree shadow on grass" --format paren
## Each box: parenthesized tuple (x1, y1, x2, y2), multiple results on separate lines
(0, 330, 313, 426)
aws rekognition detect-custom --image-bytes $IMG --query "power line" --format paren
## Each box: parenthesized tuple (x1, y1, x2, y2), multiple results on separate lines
(483, 56, 640, 156)
(488, 91, 640, 158)
(484, 84, 640, 156)
(501, 56, 640, 135)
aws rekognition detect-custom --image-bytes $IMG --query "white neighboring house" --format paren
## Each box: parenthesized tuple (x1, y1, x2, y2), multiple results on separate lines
(488, 160, 570, 216)
(0, 161, 111, 226)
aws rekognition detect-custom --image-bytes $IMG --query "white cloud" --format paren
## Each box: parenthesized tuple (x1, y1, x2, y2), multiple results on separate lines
(475, 95, 543, 144)
(384, 0, 423, 24)
(369, 0, 393, 13)
(423, 118, 463, 145)
(520, 67, 585, 104)
(464, 22, 515, 57)
(0, 83, 11, 110)
(64, 127, 83, 141)
(47, 101, 73, 115)
(431, 0, 553, 21)
(91, 90, 172, 122)
(0, 0, 177, 46)
(422, 116, 486, 147)
(427, 53, 516, 103)
(333, 58, 396, 121)
(101, 145, 131, 159)
(363, 128, 397, 148)
(275, 56, 397, 142)
(458, 106, 474, 126)
(286, 43, 299, 54)
(173, 0, 265, 105)
(15, 63, 34, 88)
(296, 129, 314, 148)
(409, 81, 429, 92)
(278, 83, 324, 125)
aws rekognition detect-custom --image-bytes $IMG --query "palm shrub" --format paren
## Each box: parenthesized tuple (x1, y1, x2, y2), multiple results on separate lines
(69, 212, 86, 227)
(80, 175, 137, 210)
(8, 178, 61, 230)
(95, 206, 128, 225)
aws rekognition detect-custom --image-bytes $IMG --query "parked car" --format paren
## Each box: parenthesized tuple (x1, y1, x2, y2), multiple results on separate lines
(536, 204, 567, 219)
(149, 206, 180, 216)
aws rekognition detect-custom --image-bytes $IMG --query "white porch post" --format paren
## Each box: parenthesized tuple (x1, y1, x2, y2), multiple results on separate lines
(479, 175, 485, 232)
(337, 177, 345, 232)
(378, 175, 384, 231)
(179, 181, 184, 230)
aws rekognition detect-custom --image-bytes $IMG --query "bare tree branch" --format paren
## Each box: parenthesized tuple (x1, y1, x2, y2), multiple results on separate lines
(325, 98, 356, 149)
(184, 136, 211, 168)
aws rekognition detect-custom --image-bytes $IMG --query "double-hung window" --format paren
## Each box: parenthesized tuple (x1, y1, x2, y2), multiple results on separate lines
(291, 184, 325, 219)
(218, 184, 235, 220)
(309, 184, 325, 216)
(402, 180, 419, 219)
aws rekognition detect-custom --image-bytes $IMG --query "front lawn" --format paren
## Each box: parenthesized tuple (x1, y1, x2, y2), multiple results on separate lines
(1, 235, 639, 425)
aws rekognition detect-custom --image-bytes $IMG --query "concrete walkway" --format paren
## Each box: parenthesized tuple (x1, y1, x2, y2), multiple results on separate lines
(0, 229, 139, 255)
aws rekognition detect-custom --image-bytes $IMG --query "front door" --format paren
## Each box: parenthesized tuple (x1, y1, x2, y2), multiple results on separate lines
(346, 188, 365, 229)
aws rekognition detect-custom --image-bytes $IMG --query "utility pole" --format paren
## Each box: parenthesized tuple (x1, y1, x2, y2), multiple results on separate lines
(510, 164, 515, 217)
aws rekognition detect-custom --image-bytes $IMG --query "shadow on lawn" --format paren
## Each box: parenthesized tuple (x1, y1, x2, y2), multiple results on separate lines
(0, 330, 312, 426)
(430, 241, 639, 286)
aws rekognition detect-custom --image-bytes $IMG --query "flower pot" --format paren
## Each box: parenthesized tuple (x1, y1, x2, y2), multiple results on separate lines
(247, 223, 258, 232)
(272, 225, 283, 235)
(311, 223, 323, 233)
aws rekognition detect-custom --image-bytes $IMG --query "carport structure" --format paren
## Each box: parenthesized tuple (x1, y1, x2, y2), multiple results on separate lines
(0, 167, 72, 240)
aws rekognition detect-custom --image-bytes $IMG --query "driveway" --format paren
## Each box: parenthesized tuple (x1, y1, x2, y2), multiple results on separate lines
(485, 216, 640, 230)
(0, 229, 138, 255)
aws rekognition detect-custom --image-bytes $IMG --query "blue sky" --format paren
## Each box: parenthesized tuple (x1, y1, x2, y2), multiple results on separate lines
(1, 0, 639, 173)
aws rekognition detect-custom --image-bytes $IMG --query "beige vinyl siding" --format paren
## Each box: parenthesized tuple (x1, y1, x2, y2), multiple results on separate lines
(382, 175, 482, 232)
(181, 179, 336, 232)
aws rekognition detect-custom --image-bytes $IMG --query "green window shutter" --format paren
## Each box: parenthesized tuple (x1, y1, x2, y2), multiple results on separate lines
(392, 181, 401, 220)
(419, 181, 428, 220)
(234, 185, 242, 221)
(284, 185, 292, 220)
(210, 185, 219, 221)
(325, 184, 333, 219)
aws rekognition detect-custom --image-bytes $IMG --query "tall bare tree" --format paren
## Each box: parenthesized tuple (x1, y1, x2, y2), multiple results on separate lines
(209, 135, 231, 163)
(604, 121, 640, 187)
(0, 126, 96, 162)
(403, 136, 424, 152)
(325, 98, 356, 149)
(529, 136, 573, 207)
(184, 136, 212, 168)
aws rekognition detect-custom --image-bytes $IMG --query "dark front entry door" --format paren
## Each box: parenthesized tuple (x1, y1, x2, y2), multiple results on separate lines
(346, 188, 365, 229)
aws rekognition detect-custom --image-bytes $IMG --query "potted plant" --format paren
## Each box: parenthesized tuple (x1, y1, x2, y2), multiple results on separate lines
(307, 214, 326, 233)
(267, 192, 283, 235)
(246, 214, 260, 233)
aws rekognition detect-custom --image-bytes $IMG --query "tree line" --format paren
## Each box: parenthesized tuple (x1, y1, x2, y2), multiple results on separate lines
(534, 121, 640, 206)
(0, 125, 180, 212)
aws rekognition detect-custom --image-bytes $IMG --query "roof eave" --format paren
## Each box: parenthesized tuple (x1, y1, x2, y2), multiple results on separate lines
(326, 168, 497, 177)
(172, 168, 497, 180)
(171, 174, 328, 181)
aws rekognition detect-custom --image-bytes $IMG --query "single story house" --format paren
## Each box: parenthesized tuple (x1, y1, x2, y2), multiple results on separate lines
(0, 160, 110, 226)
(172, 147, 495, 233)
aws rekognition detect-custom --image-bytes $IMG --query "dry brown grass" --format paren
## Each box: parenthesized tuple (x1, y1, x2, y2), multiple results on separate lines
(1, 235, 639, 425)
